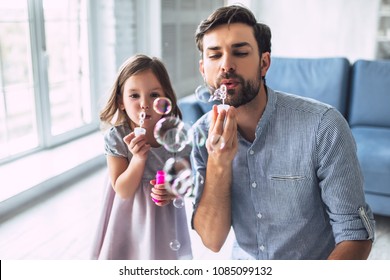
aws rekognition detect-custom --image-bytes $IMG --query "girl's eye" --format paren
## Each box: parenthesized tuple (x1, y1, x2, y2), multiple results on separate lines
(129, 93, 139, 98)
(150, 92, 160, 98)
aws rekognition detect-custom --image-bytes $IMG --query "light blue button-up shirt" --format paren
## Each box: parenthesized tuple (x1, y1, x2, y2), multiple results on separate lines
(191, 88, 375, 260)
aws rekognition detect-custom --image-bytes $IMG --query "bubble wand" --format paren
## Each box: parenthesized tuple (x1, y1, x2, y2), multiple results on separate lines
(134, 111, 146, 136)
(208, 84, 229, 113)
(216, 84, 229, 113)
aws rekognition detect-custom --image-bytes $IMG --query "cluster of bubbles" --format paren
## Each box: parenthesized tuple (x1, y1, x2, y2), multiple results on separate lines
(152, 97, 205, 199)
(194, 83, 226, 104)
(194, 84, 228, 151)
(150, 85, 227, 251)
(150, 97, 206, 251)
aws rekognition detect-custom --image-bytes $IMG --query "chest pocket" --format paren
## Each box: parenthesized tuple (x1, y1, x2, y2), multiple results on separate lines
(270, 175, 306, 181)
(269, 174, 320, 223)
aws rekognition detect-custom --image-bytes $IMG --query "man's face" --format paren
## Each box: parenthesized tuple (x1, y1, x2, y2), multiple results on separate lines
(200, 23, 265, 107)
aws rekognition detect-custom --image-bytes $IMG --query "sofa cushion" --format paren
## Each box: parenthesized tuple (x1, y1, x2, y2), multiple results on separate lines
(351, 126, 390, 196)
(364, 193, 390, 217)
(177, 94, 205, 125)
(266, 57, 350, 117)
(349, 60, 390, 127)
(178, 92, 215, 125)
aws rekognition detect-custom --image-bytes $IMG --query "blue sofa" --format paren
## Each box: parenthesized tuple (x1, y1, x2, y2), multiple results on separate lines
(178, 57, 390, 217)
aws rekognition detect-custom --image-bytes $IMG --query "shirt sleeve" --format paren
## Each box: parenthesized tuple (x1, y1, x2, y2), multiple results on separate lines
(104, 126, 129, 158)
(316, 108, 375, 243)
(190, 118, 210, 229)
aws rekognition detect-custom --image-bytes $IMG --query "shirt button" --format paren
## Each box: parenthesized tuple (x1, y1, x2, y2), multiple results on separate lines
(257, 212, 262, 219)
(251, 182, 257, 188)
(259, 245, 265, 251)
(249, 150, 254, 155)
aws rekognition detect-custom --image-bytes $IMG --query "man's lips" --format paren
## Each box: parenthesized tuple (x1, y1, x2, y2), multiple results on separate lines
(220, 79, 239, 89)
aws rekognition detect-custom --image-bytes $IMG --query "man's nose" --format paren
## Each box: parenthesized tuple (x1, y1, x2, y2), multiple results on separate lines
(221, 55, 235, 73)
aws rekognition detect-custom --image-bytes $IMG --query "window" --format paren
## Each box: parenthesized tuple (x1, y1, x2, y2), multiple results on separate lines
(161, 0, 224, 97)
(0, 0, 97, 164)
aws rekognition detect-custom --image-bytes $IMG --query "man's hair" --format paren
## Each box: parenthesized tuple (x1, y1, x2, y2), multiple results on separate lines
(195, 5, 271, 57)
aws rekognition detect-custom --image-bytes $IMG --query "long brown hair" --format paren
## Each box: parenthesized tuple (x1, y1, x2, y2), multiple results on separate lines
(100, 54, 182, 128)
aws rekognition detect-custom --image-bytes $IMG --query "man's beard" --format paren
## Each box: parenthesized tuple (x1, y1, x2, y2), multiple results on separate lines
(217, 68, 262, 108)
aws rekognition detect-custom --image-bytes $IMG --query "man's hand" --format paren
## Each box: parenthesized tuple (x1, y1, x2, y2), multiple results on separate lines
(206, 105, 238, 164)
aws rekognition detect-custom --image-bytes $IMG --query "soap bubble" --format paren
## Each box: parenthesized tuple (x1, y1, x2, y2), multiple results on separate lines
(188, 125, 207, 148)
(169, 239, 181, 251)
(153, 97, 172, 115)
(195, 84, 212, 103)
(163, 157, 193, 197)
(154, 116, 191, 153)
(173, 197, 184, 208)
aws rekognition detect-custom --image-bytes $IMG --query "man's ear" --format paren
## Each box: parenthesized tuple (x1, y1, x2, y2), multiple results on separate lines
(260, 52, 271, 77)
(199, 59, 204, 77)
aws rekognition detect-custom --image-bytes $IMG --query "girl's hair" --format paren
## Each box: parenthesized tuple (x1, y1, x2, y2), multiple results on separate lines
(100, 54, 182, 128)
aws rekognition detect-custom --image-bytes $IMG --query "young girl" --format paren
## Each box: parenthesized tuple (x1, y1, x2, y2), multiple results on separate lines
(91, 54, 192, 260)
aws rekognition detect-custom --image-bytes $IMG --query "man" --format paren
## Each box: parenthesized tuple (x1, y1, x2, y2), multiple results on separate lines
(191, 5, 374, 259)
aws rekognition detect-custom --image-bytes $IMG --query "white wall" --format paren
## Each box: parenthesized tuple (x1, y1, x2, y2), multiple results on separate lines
(93, 0, 138, 107)
(94, 0, 223, 99)
(232, 0, 381, 62)
(95, 0, 383, 103)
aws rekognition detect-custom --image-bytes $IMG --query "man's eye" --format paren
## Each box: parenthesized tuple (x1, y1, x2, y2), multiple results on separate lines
(208, 54, 221, 59)
(234, 52, 248, 57)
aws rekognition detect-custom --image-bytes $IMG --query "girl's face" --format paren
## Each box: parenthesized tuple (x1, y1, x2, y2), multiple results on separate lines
(120, 69, 166, 131)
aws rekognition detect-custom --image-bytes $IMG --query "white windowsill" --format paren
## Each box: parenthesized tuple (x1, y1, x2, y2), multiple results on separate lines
(0, 131, 106, 219)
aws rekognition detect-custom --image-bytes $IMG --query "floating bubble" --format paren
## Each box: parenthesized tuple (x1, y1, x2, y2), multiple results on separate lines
(171, 169, 193, 197)
(163, 157, 193, 197)
(169, 239, 181, 251)
(188, 126, 207, 148)
(208, 134, 225, 152)
(154, 116, 191, 153)
(153, 97, 172, 115)
(173, 197, 184, 208)
(195, 84, 212, 103)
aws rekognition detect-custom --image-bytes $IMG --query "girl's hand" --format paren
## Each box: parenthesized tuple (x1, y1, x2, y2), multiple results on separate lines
(123, 132, 151, 160)
(149, 179, 176, 207)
